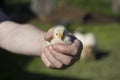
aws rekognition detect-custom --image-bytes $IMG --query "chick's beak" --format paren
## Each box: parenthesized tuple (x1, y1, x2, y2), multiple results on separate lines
(58, 33, 63, 40)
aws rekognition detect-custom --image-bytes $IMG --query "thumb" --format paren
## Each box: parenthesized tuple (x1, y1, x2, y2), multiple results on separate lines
(44, 27, 54, 42)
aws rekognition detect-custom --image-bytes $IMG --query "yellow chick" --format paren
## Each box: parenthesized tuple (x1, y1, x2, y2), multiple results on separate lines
(48, 25, 72, 45)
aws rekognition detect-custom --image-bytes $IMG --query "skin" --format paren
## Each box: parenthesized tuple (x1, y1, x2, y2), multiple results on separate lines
(0, 21, 83, 69)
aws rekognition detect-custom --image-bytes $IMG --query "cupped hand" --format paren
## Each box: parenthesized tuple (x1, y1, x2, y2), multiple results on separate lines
(41, 27, 83, 69)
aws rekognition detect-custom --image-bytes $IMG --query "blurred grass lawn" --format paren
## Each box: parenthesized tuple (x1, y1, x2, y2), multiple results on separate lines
(1, 0, 120, 80)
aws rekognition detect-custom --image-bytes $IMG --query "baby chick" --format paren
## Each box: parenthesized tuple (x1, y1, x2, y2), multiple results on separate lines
(48, 25, 72, 45)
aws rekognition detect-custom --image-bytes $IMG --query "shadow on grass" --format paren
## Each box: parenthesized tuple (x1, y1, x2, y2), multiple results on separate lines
(8, 72, 91, 80)
(94, 49, 110, 60)
(0, 49, 92, 80)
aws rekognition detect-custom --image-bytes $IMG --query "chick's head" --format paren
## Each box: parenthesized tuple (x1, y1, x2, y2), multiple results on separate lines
(53, 25, 68, 41)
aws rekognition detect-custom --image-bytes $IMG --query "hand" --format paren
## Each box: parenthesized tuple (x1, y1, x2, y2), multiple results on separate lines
(41, 27, 83, 69)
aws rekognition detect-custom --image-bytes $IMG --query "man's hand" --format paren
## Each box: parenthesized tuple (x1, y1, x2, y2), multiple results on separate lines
(41, 27, 83, 69)
(0, 21, 83, 69)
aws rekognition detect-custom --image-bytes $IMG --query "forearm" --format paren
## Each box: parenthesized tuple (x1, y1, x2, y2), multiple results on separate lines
(0, 21, 47, 56)
(0, 21, 17, 42)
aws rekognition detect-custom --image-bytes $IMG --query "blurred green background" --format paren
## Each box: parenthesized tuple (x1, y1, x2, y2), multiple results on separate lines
(0, 0, 120, 80)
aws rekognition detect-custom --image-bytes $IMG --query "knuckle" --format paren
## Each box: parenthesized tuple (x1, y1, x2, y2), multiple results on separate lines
(52, 59, 63, 69)
(56, 63, 63, 69)
(46, 63, 52, 68)
(64, 57, 72, 65)
(71, 49, 78, 56)
(52, 60, 58, 65)
(49, 46, 54, 51)
(74, 39, 81, 47)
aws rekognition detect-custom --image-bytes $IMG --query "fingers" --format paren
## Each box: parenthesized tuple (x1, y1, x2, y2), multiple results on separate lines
(44, 27, 54, 42)
(41, 46, 63, 69)
(41, 37, 83, 69)
(53, 44, 72, 55)
(41, 46, 74, 69)
(41, 52, 53, 68)
(49, 46, 72, 65)
(44, 47, 63, 68)
(53, 39, 83, 56)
